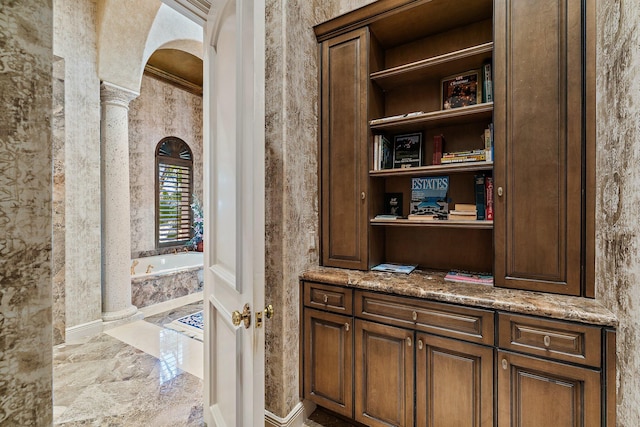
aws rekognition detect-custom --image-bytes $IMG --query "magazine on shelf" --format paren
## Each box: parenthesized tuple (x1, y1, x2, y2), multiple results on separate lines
(444, 270, 493, 285)
(372, 263, 417, 274)
(410, 176, 449, 216)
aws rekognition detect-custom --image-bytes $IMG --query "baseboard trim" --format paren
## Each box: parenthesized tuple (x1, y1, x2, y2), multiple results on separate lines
(65, 319, 104, 344)
(138, 292, 204, 317)
(265, 401, 316, 427)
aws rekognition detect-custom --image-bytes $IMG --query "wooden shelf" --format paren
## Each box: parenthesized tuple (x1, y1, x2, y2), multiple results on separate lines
(371, 218, 494, 229)
(371, 161, 493, 177)
(370, 103, 493, 133)
(371, 42, 493, 90)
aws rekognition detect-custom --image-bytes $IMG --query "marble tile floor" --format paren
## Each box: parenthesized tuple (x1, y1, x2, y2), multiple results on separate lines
(53, 303, 204, 426)
(54, 301, 349, 427)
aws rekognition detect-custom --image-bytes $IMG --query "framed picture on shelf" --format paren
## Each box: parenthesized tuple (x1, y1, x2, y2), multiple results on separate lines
(441, 69, 482, 110)
(384, 192, 403, 217)
(393, 132, 422, 168)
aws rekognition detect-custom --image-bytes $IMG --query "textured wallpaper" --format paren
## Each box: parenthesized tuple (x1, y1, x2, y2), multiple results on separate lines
(264, 0, 373, 418)
(596, 1, 640, 424)
(53, 0, 102, 329)
(0, 1, 53, 424)
(128, 74, 203, 256)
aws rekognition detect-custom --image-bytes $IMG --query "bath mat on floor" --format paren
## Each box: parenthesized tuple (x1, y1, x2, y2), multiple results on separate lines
(165, 311, 203, 341)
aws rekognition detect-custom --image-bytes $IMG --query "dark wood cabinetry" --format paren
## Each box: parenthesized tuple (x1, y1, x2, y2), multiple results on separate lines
(303, 308, 353, 417)
(300, 279, 615, 426)
(493, 0, 595, 296)
(317, 0, 596, 296)
(497, 351, 601, 427)
(355, 320, 414, 427)
(320, 28, 371, 270)
(416, 334, 493, 427)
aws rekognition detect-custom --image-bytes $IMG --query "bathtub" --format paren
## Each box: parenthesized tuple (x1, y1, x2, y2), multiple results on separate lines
(131, 252, 204, 308)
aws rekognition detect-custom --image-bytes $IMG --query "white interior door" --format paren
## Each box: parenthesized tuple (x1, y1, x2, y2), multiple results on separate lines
(202, 1, 265, 425)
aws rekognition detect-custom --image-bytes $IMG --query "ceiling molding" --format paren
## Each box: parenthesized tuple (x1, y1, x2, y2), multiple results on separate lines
(144, 64, 203, 96)
(162, 0, 211, 25)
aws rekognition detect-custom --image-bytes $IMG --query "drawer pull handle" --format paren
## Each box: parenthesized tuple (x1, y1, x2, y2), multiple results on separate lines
(323, 294, 328, 303)
(417, 339, 423, 350)
(406, 337, 412, 347)
(412, 311, 418, 321)
(543, 335, 551, 347)
(344, 323, 349, 332)
(502, 358, 508, 370)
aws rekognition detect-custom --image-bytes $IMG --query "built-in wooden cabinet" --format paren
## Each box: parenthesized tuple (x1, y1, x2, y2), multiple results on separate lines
(316, 0, 596, 296)
(320, 27, 371, 270)
(493, 0, 596, 296)
(300, 279, 615, 426)
(303, 308, 353, 417)
(416, 334, 493, 427)
(497, 351, 601, 427)
(355, 320, 414, 427)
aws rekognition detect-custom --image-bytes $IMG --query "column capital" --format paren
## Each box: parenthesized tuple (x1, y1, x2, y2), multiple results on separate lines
(100, 81, 139, 109)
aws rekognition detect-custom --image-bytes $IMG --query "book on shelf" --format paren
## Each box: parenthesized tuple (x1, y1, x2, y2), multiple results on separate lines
(374, 214, 402, 220)
(407, 214, 444, 222)
(432, 134, 445, 165)
(383, 192, 403, 217)
(448, 203, 477, 221)
(441, 149, 486, 164)
(373, 134, 393, 171)
(444, 270, 493, 285)
(474, 174, 487, 220)
(410, 176, 449, 217)
(485, 176, 494, 221)
(482, 61, 493, 103)
(483, 124, 493, 162)
(372, 263, 417, 274)
(393, 133, 422, 168)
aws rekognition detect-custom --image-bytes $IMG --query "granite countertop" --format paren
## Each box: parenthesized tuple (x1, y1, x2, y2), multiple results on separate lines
(300, 266, 618, 327)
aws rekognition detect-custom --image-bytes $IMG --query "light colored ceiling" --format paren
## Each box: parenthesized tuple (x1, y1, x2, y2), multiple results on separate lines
(145, 48, 203, 93)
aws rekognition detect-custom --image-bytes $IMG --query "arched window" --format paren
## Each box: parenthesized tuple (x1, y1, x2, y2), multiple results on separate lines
(156, 137, 193, 247)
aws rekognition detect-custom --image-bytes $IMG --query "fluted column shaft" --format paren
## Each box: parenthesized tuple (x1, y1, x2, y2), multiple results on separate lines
(100, 82, 139, 322)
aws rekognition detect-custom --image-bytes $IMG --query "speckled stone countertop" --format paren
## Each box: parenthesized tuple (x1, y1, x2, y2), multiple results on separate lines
(301, 267, 618, 327)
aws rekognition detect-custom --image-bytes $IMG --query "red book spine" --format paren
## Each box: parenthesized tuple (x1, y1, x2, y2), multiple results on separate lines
(485, 176, 494, 220)
(432, 134, 444, 165)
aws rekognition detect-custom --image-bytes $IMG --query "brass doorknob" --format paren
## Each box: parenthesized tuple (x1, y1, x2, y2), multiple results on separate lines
(264, 304, 274, 319)
(231, 303, 251, 329)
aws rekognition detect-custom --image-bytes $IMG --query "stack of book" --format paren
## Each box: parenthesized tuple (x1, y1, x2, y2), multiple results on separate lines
(444, 270, 493, 285)
(448, 203, 477, 221)
(441, 149, 486, 164)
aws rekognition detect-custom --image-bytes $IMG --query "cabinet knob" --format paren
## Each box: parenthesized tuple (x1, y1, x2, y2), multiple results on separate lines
(406, 337, 412, 347)
(543, 335, 551, 347)
(502, 358, 508, 370)
(361, 192, 366, 200)
(344, 322, 350, 332)
(412, 311, 418, 321)
(323, 294, 328, 303)
(497, 186, 504, 197)
(417, 339, 424, 350)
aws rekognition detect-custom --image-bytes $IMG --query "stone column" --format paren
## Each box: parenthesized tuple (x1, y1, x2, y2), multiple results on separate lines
(100, 81, 140, 322)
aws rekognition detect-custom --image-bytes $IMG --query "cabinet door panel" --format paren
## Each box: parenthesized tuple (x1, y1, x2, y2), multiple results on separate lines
(355, 320, 414, 427)
(304, 309, 353, 417)
(416, 334, 493, 427)
(321, 28, 369, 270)
(494, 0, 586, 295)
(497, 351, 601, 427)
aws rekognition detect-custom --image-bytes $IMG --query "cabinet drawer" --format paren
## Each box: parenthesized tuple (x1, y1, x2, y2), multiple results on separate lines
(355, 291, 494, 345)
(304, 282, 353, 315)
(498, 313, 601, 367)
